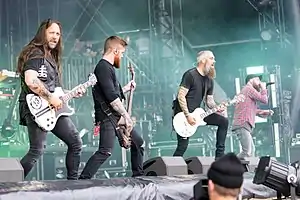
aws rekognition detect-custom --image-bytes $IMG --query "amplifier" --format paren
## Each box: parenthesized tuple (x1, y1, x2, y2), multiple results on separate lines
(149, 142, 206, 157)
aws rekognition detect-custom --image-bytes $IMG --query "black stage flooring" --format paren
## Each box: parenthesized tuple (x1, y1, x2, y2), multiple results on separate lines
(0, 172, 276, 200)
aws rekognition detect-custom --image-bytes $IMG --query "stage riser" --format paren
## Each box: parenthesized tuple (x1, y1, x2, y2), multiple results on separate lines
(0, 173, 276, 200)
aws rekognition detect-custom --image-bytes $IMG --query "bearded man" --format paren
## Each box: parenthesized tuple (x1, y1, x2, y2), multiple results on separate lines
(17, 19, 84, 180)
(232, 74, 273, 159)
(172, 50, 228, 160)
(79, 36, 144, 179)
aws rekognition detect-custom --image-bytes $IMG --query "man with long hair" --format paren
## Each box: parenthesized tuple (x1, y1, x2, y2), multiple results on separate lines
(17, 19, 84, 180)
(172, 50, 228, 159)
(79, 36, 144, 179)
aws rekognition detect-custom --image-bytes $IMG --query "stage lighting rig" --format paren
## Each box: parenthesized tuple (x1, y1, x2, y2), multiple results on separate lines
(193, 177, 209, 200)
(253, 156, 300, 200)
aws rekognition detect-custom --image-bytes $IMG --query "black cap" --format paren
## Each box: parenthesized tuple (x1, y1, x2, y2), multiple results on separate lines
(207, 153, 244, 189)
(245, 74, 262, 84)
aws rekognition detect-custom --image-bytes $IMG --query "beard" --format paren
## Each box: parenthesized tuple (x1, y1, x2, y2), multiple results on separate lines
(207, 68, 216, 79)
(47, 41, 57, 49)
(113, 55, 121, 68)
(204, 63, 216, 79)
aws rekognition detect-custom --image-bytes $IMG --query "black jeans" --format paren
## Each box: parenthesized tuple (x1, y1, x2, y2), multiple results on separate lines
(20, 116, 83, 180)
(173, 113, 229, 159)
(79, 119, 144, 179)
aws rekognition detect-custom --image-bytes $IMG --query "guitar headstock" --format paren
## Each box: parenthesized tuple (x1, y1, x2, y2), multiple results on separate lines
(88, 73, 97, 86)
(128, 62, 135, 79)
(233, 94, 245, 104)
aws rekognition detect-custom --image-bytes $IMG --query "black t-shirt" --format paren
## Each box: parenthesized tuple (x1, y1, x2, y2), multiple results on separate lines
(93, 59, 125, 122)
(174, 68, 214, 114)
(18, 50, 61, 126)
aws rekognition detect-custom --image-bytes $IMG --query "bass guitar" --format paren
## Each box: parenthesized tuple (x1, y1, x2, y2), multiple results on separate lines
(172, 94, 245, 138)
(116, 63, 135, 149)
(26, 73, 97, 131)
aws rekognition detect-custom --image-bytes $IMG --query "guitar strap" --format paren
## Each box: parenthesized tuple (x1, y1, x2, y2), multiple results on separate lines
(92, 86, 126, 144)
(201, 78, 209, 110)
(92, 87, 118, 126)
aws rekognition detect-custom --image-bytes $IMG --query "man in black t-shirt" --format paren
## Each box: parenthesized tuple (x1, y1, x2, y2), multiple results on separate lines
(79, 36, 144, 179)
(17, 19, 84, 180)
(173, 50, 229, 159)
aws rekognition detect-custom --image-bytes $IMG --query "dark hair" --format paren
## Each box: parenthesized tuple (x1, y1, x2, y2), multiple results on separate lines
(17, 19, 63, 77)
(103, 36, 128, 54)
(245, 74, 263, 84)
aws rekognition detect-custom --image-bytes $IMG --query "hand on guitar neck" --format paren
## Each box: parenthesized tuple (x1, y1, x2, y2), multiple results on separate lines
(123, 80, 136, 93)
(217, 102, 227, 113)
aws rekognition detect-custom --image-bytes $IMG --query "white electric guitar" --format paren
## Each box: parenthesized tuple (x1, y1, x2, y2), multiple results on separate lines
(173, 94, 245, 138)
(26, 73, 97, 131)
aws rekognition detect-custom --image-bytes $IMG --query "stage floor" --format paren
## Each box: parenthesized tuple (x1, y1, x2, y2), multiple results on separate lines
(0, 172, 276, 200)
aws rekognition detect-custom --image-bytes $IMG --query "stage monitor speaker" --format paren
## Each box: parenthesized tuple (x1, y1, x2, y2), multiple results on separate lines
(143, 156, 188, 176)
(185, 156, 215, 175)
(0, 158, 24, 182)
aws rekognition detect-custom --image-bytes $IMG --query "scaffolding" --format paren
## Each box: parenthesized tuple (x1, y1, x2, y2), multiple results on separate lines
(246, 0, 288, 48)
(148, 0, 185, 123)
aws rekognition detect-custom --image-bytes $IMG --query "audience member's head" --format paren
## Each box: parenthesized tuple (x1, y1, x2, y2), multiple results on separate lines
(207, 153, 244, 200)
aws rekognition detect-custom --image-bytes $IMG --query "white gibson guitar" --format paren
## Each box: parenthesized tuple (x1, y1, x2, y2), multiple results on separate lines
(173, 94, 245, 138)
(26, 73, 97, 131)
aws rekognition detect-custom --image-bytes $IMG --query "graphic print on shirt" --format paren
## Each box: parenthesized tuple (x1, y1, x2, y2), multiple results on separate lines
(37, 64, 47, 78)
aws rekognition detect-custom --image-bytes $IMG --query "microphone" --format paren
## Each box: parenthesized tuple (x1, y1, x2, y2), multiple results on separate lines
(266, 82, 275, 87)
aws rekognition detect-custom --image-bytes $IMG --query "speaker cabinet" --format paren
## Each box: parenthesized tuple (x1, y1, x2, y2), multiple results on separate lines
(185, 156, 215, 175)
(143, 156, 188, 176)
(0, 158, 24, 182)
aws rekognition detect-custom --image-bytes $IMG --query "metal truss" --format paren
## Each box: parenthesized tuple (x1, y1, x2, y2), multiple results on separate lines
(149, 0, 185, 86)
(246, 0, 293, 160)
(246, 0, 288, 48)
(148, 0, 185, 124)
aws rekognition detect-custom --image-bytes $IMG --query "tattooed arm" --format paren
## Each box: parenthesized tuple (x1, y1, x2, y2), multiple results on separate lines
(177, 86, 190, 117)
(110, 98, 129, 117)
(94, 61, 130, 118)
(206, 95, 217, 109)
(24, 70, 52, 101)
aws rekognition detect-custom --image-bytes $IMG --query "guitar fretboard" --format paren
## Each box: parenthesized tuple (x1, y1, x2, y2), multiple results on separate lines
(61, 81, 92, 103)
(199, 100, 233, 119)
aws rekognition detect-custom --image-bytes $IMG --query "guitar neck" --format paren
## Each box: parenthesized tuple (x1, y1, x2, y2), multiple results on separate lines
(127, 90, 134, 116)
(201, 101, 232, 118)
(61, 81, 91, 102)
(126, 64, 135, 116)
(126, 75, 134, 115)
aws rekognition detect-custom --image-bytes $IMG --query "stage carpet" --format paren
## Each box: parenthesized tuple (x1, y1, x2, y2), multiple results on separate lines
(0, 172, 276, 200)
